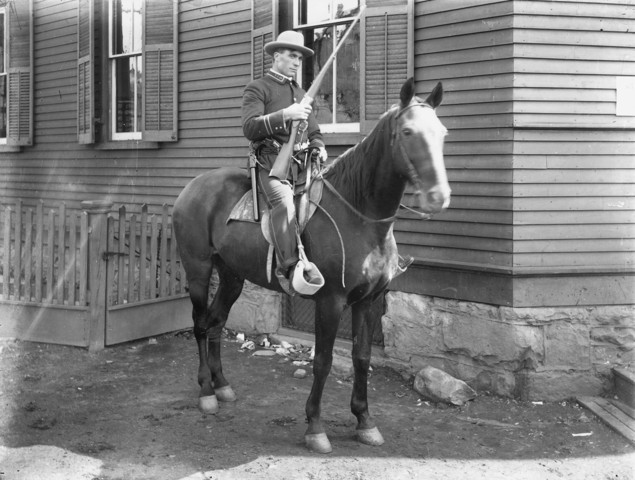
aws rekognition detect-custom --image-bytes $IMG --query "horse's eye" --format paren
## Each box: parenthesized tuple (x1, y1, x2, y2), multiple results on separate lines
(402, 128, 412, 136)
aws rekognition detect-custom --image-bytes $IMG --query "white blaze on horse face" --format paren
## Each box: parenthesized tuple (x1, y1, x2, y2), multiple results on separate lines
(402, 105, 451, 214)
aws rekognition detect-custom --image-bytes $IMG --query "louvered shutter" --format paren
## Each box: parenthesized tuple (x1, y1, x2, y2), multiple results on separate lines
(251, 0, 276, 80)
(142, 0, 178, 142)
(77, 0, 94, 144)
(360, 0, 413, 134)
(7, 0, 32, 146)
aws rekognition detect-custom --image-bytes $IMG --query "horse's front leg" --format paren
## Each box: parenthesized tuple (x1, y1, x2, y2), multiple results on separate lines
(304, 296, 344, 454)
(350, 296, 385, 446)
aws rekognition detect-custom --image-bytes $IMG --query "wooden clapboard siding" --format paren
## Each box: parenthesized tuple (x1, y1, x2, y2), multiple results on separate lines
(512, 128, 635, 270)
(511, 0, 635, 276)
(0, 0, 252, 212)
(408, 0, 515, 274)
(512, 0, 634, 129)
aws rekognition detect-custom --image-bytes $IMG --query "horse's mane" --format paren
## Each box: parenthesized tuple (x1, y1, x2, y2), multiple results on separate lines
(322, 105, 399, 210)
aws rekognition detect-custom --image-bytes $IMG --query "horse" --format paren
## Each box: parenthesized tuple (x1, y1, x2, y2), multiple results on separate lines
(173, 77, 450, 454)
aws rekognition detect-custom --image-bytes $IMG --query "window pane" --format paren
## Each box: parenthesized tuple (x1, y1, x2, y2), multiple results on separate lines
(305, 1, 330, 24)
(312, 26, 334, 124)
(335, 22, 359, 122)
(307, 21, 359, 125)
(302, 0, 360, 24)
(113, 0, 142, 55)
(335, 0, 360, 19)
(115, 56, 141, 133)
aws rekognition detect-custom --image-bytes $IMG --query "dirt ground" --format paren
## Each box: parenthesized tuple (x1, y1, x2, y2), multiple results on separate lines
(0, 330, 633, 480)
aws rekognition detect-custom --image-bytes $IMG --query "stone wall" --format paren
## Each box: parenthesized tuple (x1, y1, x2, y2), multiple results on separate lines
(219, 280, 282, 335)
(381, 291, 634, 401)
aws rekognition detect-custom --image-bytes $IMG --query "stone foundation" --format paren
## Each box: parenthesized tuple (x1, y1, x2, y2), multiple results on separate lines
(381, 291, 634, 401)
(215, 280, 282, 335)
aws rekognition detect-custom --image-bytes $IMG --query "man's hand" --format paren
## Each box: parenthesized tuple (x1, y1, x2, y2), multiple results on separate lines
(283, 103, 312, 121)
(312, 147, 328, 163)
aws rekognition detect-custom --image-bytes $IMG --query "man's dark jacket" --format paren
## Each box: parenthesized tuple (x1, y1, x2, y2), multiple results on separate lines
(241, 70, 324, 171)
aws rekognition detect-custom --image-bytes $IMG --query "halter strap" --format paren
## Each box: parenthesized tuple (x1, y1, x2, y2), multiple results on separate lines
(392, 102, 437, 219)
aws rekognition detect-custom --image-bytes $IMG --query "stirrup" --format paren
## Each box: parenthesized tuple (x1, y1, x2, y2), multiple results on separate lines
(291, 248, 324, 295)
(396, 255, 414, 275)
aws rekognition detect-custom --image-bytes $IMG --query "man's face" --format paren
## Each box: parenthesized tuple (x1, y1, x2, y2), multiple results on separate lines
(273, 49, 303, 78)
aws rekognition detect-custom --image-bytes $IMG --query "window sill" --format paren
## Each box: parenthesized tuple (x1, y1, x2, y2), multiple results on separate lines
(323, 132, 364, 146)
(95, 140, 159, 150)
(0, 145, 22, 153)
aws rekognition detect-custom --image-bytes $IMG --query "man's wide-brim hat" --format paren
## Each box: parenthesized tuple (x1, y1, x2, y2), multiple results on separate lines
(264, 30, 314, 57)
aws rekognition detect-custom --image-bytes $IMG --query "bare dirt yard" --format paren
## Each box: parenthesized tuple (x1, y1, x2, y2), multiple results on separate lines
(1, 330, 633, 480)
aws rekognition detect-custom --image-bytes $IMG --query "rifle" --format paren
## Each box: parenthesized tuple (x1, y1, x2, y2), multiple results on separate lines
(269, 6, 366, 179)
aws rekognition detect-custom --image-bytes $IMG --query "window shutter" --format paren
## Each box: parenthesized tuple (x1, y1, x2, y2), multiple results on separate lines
(251, 0, 276, 80)
(77, 0, 94, 144)
(360, 0, 413, 135)
(7, 0, 32, 146)
(142, 0, 178, 142)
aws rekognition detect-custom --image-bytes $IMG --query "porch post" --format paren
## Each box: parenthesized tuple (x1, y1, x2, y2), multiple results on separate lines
(82, 200, 113, 352)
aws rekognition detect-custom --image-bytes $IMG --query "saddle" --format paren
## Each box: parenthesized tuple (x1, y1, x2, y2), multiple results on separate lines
(227, 167, 324, 288)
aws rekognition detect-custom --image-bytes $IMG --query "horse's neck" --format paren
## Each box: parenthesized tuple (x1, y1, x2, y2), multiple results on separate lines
(357, 123, 406, 219)
(324, 113, 405, 222)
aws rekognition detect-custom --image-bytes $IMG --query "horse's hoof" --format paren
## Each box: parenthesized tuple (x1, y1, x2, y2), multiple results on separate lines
(198, 395, 219, 414)
(357, 426, 385, 446)
(215, 386, 237, 402)
(304, 433, 333, 454)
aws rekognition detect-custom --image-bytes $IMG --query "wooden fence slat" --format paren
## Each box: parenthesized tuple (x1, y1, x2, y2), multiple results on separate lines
(46, 209, 55, 302)
(24, 209, 33, 301)
(106, 216, 116, 306)
(140, 204, 148, 301)
(14, 200, 22, 301)
(68, 212, 77, 305)
(169, 219, 177, 295)
(179, 247, 186, 293)
(56, 203, 66, 305)
(128, 214, 137, 303)
(160, 204, 169, 297)
(3, 206, 10, 299)
(79, 211, 88, 306)
(150, 215, 158, 299)
(118, 206, 126, 305)
(35, 202, 43, 302)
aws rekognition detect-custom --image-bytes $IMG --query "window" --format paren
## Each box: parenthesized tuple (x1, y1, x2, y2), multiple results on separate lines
(251, 0, 412, 136)
(109, 0, 143, 140)
(295, 0, 361, 133)
(77, 0, 177, 145)
(0, 8, 6, 144)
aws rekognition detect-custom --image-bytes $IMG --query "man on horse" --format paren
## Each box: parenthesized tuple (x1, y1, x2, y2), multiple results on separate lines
(241, 31, 328, 291)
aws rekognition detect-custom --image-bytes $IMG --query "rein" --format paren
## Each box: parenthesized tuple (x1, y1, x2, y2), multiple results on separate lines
(306, 102, 436, 285)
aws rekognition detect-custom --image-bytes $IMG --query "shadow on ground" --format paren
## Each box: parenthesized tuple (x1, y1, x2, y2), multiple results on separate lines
(0, 332, 633, 480)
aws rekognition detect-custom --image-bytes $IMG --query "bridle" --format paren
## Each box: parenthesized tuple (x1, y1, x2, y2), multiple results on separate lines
(391, 102, 436, 219)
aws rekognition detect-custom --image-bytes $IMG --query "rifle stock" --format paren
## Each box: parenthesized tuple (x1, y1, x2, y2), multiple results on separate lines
(269, 6, 366, 179)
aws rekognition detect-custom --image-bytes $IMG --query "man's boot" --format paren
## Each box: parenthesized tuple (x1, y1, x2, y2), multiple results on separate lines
(268, 203, 299, 289)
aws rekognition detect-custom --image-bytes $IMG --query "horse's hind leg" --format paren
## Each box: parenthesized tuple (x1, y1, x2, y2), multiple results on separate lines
(183, 254, 218, 413)
(184, 252, 243, 414)
(205, 255, 244, 404)
(350, 297, 385, 446)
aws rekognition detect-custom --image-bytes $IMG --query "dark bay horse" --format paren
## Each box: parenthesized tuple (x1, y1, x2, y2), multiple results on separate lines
(173, 77, 450, 454)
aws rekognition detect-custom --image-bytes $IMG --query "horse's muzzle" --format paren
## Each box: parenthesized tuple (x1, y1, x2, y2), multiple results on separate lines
(415, 184, 451, 214)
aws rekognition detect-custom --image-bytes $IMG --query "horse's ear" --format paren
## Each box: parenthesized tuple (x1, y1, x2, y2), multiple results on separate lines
(425, 82, 443, 109)
(400, 77, 416, 108)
